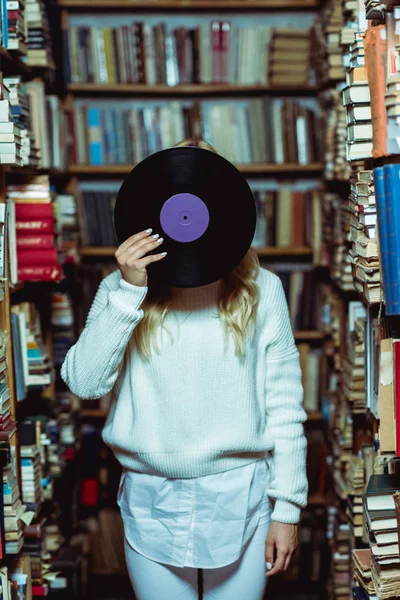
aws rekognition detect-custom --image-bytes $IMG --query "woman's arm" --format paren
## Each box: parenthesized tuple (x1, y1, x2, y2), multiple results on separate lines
(61, 272, 147, 399)
(263, 275, 308, 525)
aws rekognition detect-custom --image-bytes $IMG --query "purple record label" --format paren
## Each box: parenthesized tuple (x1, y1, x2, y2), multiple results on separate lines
(160, 193, 210, 243)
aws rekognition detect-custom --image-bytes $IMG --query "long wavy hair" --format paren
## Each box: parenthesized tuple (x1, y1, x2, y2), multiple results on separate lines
(134, 138, 260, 359)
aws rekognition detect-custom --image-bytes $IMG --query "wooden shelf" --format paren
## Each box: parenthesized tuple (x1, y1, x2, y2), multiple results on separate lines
(59, 0, 319, 10)
(69, 163, 323, 176)
(306, 411, 323, 421)
(68, 83, 318, 96)
(307, 494, 328, 506)
(294, 330, 324, 341)
(79, 245, 313, 257)
(0, 45, 31, 77)
(80, 409, 108, 417)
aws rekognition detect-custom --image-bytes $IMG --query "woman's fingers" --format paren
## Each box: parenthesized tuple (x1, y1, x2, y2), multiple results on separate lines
(267, 550, 288, 577)
(136, 252, 168, 270)
(120, 237, 164, 265)
(115, 228, 153, 257)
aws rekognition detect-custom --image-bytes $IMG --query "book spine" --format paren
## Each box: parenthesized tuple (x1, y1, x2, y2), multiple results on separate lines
(87, 107, 103, 165)
(15, 204, 53, 220)
(16, 219, 54, 234)
(17, 249, 58, 266)
(17, 265, 62, 281)
(383, 164, 400, 314)
(373, 166, 391, 310)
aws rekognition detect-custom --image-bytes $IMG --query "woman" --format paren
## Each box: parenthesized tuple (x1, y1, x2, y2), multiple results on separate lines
(61, 139, 308, 600)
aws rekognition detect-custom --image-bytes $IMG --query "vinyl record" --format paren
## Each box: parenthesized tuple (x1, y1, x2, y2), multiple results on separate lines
(113, 146, 256, 288)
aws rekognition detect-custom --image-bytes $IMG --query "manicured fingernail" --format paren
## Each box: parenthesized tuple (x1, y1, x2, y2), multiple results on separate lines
(145, 228, 152, 233)
(157, 237, 164, 244)
(161, 252, 167, 256)
(151, 233, 159, 239)
(266, 562, 272, 570)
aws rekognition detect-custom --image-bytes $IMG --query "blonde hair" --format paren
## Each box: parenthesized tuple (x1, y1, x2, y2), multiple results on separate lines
(134, 139, 260, 359)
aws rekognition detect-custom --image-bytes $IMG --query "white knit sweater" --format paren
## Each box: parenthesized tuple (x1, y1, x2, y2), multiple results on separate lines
(61, 267, 308, 524)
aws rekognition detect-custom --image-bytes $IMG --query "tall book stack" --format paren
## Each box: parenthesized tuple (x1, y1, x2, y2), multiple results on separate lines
(342, 45, 372, 162)
(311, 0, 346, 86)
(2, 446, 28, 556)
(0, 79, 23, 166)
(7, 176, 62, 282)
(348, 167, 380, 304)
(342, 313, 366, 414)
(7, 0, 27, 54)
(322, 89, 350, 181)
(323, 191, 354, 291)
(3, 76, 39, 167)
(25, 0, 54, 69)
(355, 467, 400, 599)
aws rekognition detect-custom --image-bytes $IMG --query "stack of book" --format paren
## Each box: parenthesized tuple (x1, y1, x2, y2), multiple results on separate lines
(4, 76, 39, 167)
(323, 89, 350, 181)
(331, 507, 353, 600)
(71, 98, 321, 167)
(25, 0, 54, 68)
(54, 193, 79, 264)
(13, 302, 54, 390)
(0, 352, 15, 444)
(311, 0, 345, 86)
(19, 426, 43, 516)
(346, 456, 365, 540)
(348, 167, 379, 304)
(324, 192, 355, 291)
(343, 41, 373, 162)
(0, 78, 23, 165)
(7, 0, 26, 53)
(268, 28, 311, 87)
(364, 0, 385, 20)
(358, 469, 400, 598)
(8, 176, 62, 282)
(342, 314, 366, 414)
(3, 457, 25, 555)
(353, 549, 375, 597)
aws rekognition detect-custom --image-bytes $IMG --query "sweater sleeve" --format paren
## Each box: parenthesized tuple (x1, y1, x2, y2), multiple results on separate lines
(61, 273, 148, 399)
(263, 275, 308, 524)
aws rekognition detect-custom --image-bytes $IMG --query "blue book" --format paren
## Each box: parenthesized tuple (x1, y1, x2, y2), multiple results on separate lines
(1, 0, 8, 49)
(383, 164, 400, 314)
(87, 107, 104, 165)
(373, 167, 391, 309)
(111, 108, 120, 164)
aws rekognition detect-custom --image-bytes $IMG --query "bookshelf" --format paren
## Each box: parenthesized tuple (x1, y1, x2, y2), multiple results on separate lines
(59, 0, 320, 9)
(68, 83, 319, 95)
(79, 244, 315, 257)
(70, 163, 324, 176)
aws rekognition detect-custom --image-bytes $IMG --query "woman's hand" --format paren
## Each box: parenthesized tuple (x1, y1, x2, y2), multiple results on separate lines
(115, 229, 167, 287)
(265, 522, 299, 577)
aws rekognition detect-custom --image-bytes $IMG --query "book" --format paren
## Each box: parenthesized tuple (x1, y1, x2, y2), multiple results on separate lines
(365, 474, 400, 511)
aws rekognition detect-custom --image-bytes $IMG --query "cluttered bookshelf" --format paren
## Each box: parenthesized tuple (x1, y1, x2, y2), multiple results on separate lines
(7, 0, 400, 598)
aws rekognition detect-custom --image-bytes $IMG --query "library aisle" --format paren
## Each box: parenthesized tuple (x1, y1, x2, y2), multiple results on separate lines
(0, 0, 398, 599)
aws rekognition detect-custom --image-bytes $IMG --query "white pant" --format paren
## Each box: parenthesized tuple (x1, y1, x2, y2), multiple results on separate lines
(123, 512, 270, 600)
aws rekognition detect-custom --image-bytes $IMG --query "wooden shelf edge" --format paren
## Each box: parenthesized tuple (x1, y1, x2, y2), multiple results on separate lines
(69, 163, 323, 176)
(306, 411, 323, 421)
(79, 246, 313, 257)
(68, 83, 318, 95)
(59, 0, 319, 9)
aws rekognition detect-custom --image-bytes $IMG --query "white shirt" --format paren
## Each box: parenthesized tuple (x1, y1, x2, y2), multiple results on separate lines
(118, 459, 271, 569)
(61, 267, 308, 524)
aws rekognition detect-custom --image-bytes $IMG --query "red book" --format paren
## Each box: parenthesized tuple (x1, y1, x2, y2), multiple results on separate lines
(16, 219, 54, 234)
(16, 234, 55, 249)
(17, 249, 58, 266)
(18, 265, 63, 281)
(81, 478, 98, 506)
(394, 340, 400, 455)
(15, 203, 53, 219)
(32, 585, 48, 596)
